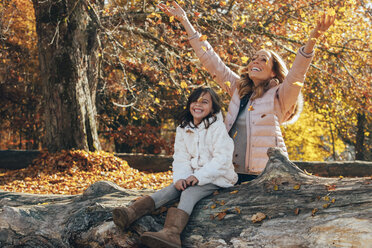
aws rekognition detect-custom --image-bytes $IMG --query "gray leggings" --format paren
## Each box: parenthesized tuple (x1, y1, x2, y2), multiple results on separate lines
(150, 183, 220, 215)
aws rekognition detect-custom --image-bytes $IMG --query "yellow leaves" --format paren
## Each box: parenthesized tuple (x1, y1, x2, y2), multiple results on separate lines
(201, 46, 207, 51)
(180, 81, 188, 89)
(158, 81, 166, 86)
(327, 8, 336, 17)
(224, 81, 231, 88)
(247, 105, 254, 111)
(293, 184, 301, 190)
(322, 203, 330, 209)
(228, 40, 233, 45)
(169, 16, 174, 22)
(199, 35, 208, 42)
(273, 185, 279, 191)
(241, 56, 249, 64)
(37, 202, 50, 206)
(155, 98, 160, 104)
(251, 212, 266, 223)
(293, 81, 304, 87)
(246, 38, 253, 43)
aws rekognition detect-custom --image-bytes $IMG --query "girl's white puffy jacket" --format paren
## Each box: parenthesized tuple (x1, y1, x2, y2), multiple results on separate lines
(172, 112, 238, 188)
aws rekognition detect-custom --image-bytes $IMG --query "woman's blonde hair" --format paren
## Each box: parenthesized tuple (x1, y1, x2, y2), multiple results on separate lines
(237, 50, 288, 100)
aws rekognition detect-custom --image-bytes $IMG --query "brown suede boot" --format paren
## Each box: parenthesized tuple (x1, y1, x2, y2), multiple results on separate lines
(112, 195, 155, 230)
(140, 207, 189, 248)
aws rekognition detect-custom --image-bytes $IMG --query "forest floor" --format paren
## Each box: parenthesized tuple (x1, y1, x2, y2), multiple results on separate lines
(0, 150, 172, 195)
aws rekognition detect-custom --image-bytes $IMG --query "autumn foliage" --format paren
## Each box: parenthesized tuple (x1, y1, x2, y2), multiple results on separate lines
(0, 1, 371, 160)
(0, 150, 172, 195)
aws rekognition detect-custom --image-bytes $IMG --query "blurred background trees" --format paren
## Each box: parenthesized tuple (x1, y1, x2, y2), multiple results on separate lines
(0, 0, 370, 161)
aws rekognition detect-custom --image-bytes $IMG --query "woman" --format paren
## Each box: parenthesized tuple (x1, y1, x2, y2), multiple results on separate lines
(159, 2, 335, 183)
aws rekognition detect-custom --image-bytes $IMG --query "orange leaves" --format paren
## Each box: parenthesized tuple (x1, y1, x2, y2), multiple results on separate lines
(233, 131, 238, 139)
(199, 35, 208, 42)
(0, 150, 172, 195)
(251, 212, 266, 223)
(311, 208, 318, 216)
(294, 208, 300, 215)
(325, 184, 337, 191)
(216, 212, 227, 220)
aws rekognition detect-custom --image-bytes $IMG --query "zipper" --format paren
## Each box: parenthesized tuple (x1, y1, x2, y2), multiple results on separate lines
(246, 99, 252, 173)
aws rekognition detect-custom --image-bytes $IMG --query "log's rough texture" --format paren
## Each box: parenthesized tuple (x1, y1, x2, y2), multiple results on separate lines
(1, 148, 371, 247)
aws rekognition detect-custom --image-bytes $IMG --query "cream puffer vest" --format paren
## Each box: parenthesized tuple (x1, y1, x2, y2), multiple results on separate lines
(225, 86, 287, 174)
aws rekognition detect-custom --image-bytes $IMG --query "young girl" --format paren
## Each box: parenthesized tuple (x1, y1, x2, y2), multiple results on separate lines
(113, 86, 238, 248)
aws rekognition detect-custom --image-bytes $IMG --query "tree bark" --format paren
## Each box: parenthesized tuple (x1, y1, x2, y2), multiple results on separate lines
(32, 0, 103, 152)
(1, 148, 371, 247)
(355, 112, 366, 160)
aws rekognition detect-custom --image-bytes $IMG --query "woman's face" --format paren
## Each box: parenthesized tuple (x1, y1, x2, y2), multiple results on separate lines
(190, 92, 213, 126)
(247, 50, 276, 85)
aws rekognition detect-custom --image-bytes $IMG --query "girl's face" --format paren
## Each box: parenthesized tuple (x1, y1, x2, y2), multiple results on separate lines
(190, 92, 213, 126)
(247, 50, 276, 85)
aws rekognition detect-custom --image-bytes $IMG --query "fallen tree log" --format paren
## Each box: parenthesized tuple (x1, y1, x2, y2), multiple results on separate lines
(1, 148, 371, 247)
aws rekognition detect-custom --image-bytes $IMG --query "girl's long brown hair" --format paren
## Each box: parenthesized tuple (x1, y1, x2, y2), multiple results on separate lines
(178, 87, 222, 129)
(237, 50, 288, 100)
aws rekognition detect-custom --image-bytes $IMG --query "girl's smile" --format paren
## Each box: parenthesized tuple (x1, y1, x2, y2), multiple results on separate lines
(190, 92, 213, 126)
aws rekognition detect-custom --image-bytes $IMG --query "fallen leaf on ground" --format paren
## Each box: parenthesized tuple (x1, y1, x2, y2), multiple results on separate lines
(251, 212, 266, 223)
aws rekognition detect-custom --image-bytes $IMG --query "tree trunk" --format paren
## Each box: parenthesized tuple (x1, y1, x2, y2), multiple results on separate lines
(355, 112, 366, 160)
(1, 148, 371, 247)
(32, 0, 103, 152)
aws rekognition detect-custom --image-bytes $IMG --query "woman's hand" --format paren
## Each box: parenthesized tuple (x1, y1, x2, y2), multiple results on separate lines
(185, 175, 199, 186)
(304, 12, 336, 53)
(175, 179, 187, 191)
(158, 1, 187, 22)
(310, 12, 336, 39)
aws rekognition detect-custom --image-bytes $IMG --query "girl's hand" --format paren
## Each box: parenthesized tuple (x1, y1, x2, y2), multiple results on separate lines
(175, 179, 187, 191)
(158, 1, 187, 22)
(310, 12, 336, 39)
(185, 175, 199, 186)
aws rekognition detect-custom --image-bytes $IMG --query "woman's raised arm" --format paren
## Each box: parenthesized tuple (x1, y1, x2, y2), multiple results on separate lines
(304, 12, 336, 54)
(158, 2, 240, 95)
(158, 2, 197, 38)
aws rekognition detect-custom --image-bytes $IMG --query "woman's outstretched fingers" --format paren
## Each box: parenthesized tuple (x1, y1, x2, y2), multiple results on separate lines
(312, 12, 336, 39)
(158, 1, 186, 21)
